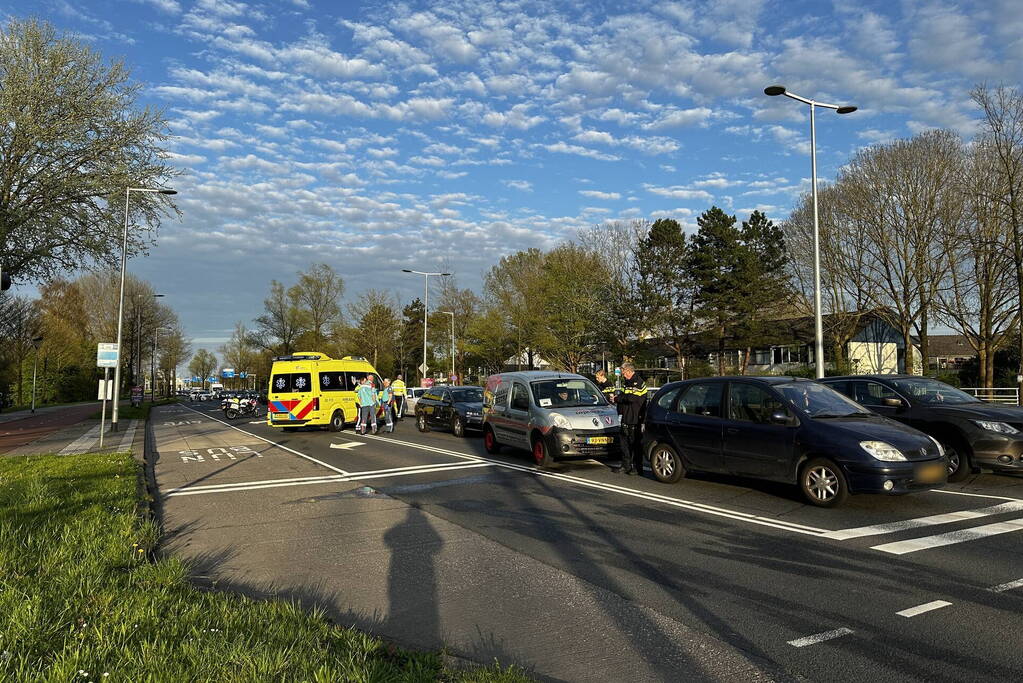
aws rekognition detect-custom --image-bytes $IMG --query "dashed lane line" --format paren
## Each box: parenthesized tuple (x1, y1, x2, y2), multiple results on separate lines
(177, 405, 349, 475)
(989, 578, 1023, 593)
(896, 600, 952, 618)
(871, 517, 1023, 555)
(787, 627, 854, 648)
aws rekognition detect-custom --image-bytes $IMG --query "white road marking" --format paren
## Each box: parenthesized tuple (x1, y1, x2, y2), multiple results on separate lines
(117, 420, 138, 451)
(58, 423, 103, 455)
(931, 489, 1023, 502)
(356, 432, 829, 536)
(330, 441, 365, 450)
(896, 600, 952, 617)
(872, 517, 1023, 555)
(248, 420, 264, 424)
(823, 501, 1023, 540)
(787, 627, 853, 648)
(177, 405, 349, 475)
(164, 461, 493, 497)
(989, 578, 1023, 593)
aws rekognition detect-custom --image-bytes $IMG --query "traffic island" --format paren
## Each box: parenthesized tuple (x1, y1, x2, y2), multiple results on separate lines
(0, 452, 530, 682)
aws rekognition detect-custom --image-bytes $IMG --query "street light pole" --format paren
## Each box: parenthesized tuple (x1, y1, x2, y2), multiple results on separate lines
(764, 85, 856, 379)
(112, 187, 176, 431)
(440, 311, 455, 382)
(401, 269, 450, 385)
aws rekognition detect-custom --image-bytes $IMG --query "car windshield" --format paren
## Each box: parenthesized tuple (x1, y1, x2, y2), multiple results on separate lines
(531, 378, 607, 408)
(776, 381, 871, 417)
(888, 377, 981, 405)
(451, 388, 483, 403)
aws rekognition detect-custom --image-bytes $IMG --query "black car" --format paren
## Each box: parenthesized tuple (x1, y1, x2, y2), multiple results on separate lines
(821, 375, 1023, 481)
(416, 386, 484, 437)
(643, 377, 947, 507)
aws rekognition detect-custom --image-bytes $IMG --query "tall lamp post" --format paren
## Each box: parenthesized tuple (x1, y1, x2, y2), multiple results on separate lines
(112, 187, 176, 431)
(439, 311, 455, 383)
(30, 336, 43, 412)
(764, 85, 856, 378)
(401, 269, 450, 385)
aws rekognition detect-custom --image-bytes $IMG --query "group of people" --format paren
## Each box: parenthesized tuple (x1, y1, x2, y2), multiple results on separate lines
(594, 363, 648, 476)
(354, 373, 408, 435)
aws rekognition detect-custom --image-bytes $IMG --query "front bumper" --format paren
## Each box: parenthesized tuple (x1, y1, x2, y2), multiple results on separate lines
(842, 457, 948, 494)
(549, 427, 621, 459)
(970, 434, 1023, 471)
(464, 414, 484, 430)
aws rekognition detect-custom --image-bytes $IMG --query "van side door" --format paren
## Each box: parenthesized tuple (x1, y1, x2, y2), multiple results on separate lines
(506, 382, 532, 448)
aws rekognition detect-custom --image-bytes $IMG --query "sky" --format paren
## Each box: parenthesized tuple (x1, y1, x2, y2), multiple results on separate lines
(13, 0, 1023, 356)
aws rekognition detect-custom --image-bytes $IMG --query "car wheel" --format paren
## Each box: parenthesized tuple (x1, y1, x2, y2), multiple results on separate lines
(452, 415, 465, 437)
(328, 410, 344, 432)
(484, 426, 501, 454)
(532, 434, 554, 468)
(417, 412, 430, 433)
(800, 458, 849, 508)
(943, 442, 971, 482)
(650, 443, 685, 484)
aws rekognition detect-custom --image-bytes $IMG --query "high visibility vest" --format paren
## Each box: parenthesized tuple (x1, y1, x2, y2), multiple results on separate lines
(392, 379, 407, 396)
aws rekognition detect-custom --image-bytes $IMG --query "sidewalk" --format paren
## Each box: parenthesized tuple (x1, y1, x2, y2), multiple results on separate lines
(0, 402, 142, 457)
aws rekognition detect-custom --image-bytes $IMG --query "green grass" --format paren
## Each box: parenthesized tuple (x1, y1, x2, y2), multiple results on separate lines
(0, 453, 531, 682)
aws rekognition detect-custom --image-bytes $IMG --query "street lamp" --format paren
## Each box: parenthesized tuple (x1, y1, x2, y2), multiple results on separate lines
(401, 269, 450, 385)
(30, 336, 43, 413)
(112, 187, 175, 432)
(764, 85, 856, 379)
(439, 311, 455, 382)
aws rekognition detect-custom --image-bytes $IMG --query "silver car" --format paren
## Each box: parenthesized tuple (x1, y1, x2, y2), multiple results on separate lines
(482, 371, 621, 467)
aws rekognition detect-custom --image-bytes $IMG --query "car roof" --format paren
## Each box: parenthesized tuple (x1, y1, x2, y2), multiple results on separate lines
(821, 375, 915, 381)
(491, 371, 588, 381)
(662, 375, 814, 387)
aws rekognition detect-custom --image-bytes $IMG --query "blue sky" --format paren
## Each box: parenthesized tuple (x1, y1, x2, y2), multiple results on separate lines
(15, 0, 1023, 353)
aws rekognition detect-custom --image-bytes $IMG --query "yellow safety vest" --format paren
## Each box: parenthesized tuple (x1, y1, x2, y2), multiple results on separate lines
(392, 379, 407, 396)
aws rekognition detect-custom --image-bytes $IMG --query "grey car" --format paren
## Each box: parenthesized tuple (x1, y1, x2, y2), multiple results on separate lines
(482, 371, 621, 467)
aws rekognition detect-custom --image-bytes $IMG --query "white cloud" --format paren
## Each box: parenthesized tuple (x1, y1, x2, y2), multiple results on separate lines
(503, 180, 533, 192)
(579, 190, 621, 200)
(544, 142, 619, 161)
(644, 184, 714, 201)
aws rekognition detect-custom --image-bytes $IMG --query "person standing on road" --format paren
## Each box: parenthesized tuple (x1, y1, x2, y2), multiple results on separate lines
(356, 375, 379, 435)
(379, 379, 395, 433)
(392, 374, 407, 420)
(616, 362, 647, 476)
(594, 368, 616, 403)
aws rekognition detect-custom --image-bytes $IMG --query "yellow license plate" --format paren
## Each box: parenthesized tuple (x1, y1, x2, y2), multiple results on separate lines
(917, 463, 946, 483)
(587, 436, 612, 445)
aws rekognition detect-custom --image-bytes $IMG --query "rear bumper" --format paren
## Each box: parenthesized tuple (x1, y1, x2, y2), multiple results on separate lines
(842, 457, 947, 494)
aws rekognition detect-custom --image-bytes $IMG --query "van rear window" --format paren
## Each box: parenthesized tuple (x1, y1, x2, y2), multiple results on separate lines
(271, 373, 312, 393)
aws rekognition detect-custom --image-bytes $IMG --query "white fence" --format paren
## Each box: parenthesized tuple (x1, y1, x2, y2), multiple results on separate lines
(961, 387, 1020, 405)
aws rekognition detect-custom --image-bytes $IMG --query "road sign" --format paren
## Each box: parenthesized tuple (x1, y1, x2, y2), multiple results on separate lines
(422, 377, 435, 388)
(207, 376, 216, 382)
(97, 343, 119, 368)
(239, 371, 247, 378)
(418, 362, 429, 374)
(97, 379, 114, 400)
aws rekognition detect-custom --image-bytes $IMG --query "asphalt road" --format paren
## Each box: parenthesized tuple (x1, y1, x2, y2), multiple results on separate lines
(161, 399, 1023, 682)
(0, 403, 101, 454)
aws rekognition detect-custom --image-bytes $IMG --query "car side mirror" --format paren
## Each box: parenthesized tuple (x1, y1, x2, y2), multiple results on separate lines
(770, 410, 791, 425)
(883, 397, 904, 408)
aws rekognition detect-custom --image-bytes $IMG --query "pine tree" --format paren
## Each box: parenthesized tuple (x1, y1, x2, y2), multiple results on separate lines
(689, 207, 744, 374)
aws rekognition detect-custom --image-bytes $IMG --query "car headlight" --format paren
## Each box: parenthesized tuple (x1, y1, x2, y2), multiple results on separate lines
(549, 412, 571, 429)
(972, 420, 1019, 435)
(860, 441, 907, 462)
(927, 436, 945, 457)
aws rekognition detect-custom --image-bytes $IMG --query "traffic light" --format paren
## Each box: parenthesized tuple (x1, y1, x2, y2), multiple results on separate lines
(0, 266, 9, 291)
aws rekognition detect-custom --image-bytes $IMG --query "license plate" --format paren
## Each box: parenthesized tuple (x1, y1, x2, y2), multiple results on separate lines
(586, 436, 612, 445)
(917, 463, 946, 483)
(272, 412, 289, 420)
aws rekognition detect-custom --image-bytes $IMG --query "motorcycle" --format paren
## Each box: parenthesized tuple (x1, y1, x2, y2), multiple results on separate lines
(223, 396, 260, 420)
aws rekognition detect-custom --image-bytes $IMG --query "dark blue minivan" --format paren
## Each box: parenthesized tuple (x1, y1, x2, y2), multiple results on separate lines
(642, 377, 948, 507)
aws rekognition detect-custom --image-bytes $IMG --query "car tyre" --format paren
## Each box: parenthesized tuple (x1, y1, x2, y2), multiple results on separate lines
(532, 434, 554, 468)
(328, 410, 344, 432)
(650, 443, 685, 484)
(800, 457, 849, 507)
(452, 415, 465, 437)
(943, 441, 971, 482)
(484, 426, 501, 454)
(417, 412, 430, 433)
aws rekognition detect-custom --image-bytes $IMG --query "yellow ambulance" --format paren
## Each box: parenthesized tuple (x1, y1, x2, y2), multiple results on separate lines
(266, 352, 382, 431)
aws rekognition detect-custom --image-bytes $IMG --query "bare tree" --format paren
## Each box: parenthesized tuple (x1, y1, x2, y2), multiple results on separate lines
(253, 280, 309, 355)
(291, 263, 344, 349)
(188, 349, 217, 390)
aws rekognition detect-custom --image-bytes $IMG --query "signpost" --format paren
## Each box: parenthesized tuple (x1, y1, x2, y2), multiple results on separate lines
(96, 343, 119, 448)
(418, 362, 429, 375)
(222, 368, 235, 378)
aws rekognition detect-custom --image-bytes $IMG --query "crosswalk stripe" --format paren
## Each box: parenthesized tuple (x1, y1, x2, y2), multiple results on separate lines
(896, 600, 951, 617)
(872, 517, 1023, 555)
(58, 423, 102, 455)
(823, 501, 1023, 540)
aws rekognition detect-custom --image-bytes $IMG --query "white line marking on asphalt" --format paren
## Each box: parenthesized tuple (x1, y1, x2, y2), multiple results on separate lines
(117, 420, 138, 451)
(823, 501, 1023, 540)
(177, 405, 349, 475)
(164, 462, 493, 497)
(356, 432, 830, 536)
(58, 423, 103, 455)
(897, 600, 952, 617)
(787, 628, 853, 648)
(330, 441, 365, 450)
(248, 420, 264, 424)
(931, 489, 1023, 502)
(872, 517, 1023, 555)
(989, 578, 1023, 593)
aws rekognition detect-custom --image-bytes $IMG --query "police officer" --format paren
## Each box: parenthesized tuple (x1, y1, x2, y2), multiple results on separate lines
(392, 374, 407, 420)
(594, 368, 615, 402)
(616, 362, 647, 475)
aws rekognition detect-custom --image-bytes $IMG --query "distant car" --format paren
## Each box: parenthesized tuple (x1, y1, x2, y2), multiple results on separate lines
(821, 375, 1023, 481)
(415, 386, 484, 437)
(643, 377, 947, 507)
(405, 387, 429, 413)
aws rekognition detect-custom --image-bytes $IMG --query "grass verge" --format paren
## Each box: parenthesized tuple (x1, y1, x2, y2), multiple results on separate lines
(0, 453, 530, 682)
